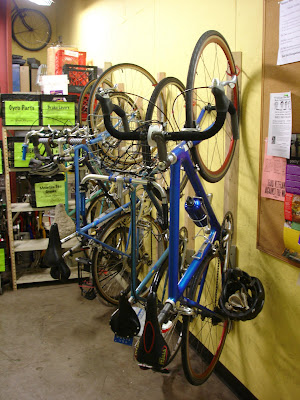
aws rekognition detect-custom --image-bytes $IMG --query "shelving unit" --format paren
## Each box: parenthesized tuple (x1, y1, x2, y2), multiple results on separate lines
(2, 127, 78, 289)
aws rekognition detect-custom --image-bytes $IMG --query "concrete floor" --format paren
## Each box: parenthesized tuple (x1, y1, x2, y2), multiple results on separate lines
(0, 282, 239, 400)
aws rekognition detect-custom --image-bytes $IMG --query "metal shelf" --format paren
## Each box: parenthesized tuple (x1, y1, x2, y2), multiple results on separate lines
(16, 266, 80, 285)
(13, 237, 79, 252)
(11, 201, 75, 213)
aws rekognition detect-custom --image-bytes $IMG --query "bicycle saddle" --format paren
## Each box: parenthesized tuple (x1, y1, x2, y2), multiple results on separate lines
(135, 292, 170, 370)
(43, 223, 71, 282)
(110, 292, 140, 338)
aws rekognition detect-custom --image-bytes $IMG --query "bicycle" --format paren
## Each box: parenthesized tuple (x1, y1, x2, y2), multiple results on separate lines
(11, 0, 52, 51)
(22, 123, 174, 308)
(97, 30, 265, 384)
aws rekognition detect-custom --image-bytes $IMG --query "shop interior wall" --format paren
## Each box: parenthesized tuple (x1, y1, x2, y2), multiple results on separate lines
(13, 1, 299, 399)
(11, 0, 57, 66)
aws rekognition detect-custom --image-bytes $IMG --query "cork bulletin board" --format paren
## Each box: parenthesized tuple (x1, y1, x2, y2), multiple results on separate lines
(257, 0, 300, 267)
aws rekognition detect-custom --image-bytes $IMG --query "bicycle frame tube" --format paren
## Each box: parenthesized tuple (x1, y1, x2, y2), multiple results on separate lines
(167, 141, 221, 303)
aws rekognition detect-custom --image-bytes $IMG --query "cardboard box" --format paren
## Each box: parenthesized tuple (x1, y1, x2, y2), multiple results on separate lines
(30, 68, 41, 92)
(20, 65, 30, 92)
(39, 74, 69, 95)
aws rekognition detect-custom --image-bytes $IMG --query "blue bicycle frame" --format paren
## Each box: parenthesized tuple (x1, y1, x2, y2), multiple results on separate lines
(71, 140, 169, 301)
(165, 140, 221, 308)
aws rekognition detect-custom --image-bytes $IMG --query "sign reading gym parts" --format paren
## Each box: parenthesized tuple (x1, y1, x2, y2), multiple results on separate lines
(42, 102, 75, 125)
(4, 101, 40, 126)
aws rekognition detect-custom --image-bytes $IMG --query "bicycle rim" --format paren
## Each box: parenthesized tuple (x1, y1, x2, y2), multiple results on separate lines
(78, 79, 97, 126)
(85, 192, 118, 235)
(89, 91, 147, 171)
(186, 30, 239, 182)
(152, 264, 183, 365)
(88, 63, 157, 131)
(181, 252, 228, 385)
(145, 76, 188, 195)
(92, 213, 165, 305)
(12, 8, 51, 51)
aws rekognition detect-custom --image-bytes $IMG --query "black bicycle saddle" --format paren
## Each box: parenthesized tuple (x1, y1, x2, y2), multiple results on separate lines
(43, 223, 70, 282)
(110, 292, 140, 338)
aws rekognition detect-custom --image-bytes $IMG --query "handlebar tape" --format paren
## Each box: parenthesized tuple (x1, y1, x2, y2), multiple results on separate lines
(22, 144, 28, 161)
(228, 101, 239, 140)
(97, 86, 237, 142)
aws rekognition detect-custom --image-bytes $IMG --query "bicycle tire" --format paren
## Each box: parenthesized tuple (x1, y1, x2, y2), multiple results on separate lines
(136, 225, 188, 366)
(12, 8, 51, 51)
(186, 30, 239, 183)
(91, 212, 166, 305)
(181, 251, 229, 385)
(87, 63, 157, 132)
(145, 76, 188, 195)
(85, 191, 119, 235)
(78, 79, 97, 126)
(151, 261, 184, 366)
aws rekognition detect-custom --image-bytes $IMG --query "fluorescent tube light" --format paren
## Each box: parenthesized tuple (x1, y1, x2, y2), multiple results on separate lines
(28, 0, 54, 6)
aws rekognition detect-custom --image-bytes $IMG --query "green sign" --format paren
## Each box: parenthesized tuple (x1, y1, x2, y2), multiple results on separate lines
(35, 180, 66, 207)
(14, 142, 35, 167)
(0, 248, 5, 272)
(42, 102, 75, 125)
(4, 101, 40, 126)
(14, 142, 59, 168)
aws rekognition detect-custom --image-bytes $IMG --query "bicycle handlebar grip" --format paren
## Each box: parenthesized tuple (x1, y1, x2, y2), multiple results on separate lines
(22, 144, 28, 161)
(39, 137, 50, 144)
(229, 101, 239, 140)
(152, 132, 170, 170)
(96, 93, 142, 140)
(68, 137, 86, 145)
(183, 86, 228, 141)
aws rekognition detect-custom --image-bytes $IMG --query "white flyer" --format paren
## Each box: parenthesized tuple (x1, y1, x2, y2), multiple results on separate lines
(277, 0, 300, 65)
(267, 92, 292, 159)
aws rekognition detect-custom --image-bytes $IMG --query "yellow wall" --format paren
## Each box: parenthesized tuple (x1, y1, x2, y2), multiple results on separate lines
(54, 1, 300, 399)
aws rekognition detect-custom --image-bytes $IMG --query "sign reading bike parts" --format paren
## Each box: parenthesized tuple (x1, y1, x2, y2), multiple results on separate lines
(4, 101, 40, 126)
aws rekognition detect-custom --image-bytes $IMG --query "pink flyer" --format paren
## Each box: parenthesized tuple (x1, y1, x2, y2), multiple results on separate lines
(261, 139, 286, 201)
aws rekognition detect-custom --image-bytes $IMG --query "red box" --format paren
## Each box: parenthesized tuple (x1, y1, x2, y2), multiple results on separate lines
(55, 49, 86, 75)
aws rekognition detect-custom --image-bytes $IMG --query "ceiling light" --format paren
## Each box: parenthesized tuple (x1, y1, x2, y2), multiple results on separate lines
(28, 0, 54, 6)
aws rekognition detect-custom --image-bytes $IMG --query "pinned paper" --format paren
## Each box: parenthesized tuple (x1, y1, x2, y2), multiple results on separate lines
(267, 92, 292, 159)
(261, 139, 286, 201)
(277, 0, 300, 66)
(283, 222, 300, 262)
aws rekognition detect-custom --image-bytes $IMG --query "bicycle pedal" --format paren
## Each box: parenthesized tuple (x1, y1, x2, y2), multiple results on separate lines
(138, 364, 170, 374)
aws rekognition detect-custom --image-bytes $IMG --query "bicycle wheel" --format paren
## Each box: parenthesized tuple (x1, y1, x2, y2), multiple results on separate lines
(136, 226, 188, 366)
(85, 191, 118, 235)
(12, 8, 51, 51)
(78, 79, 97, 126)
(186, 30, 239, 182)
(145, 76, 188, 194)
(181, 252, 229, 385)
(91, 213, 166, 305)
(87, 63, 157, 131)
(152, 263, 184, 366)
